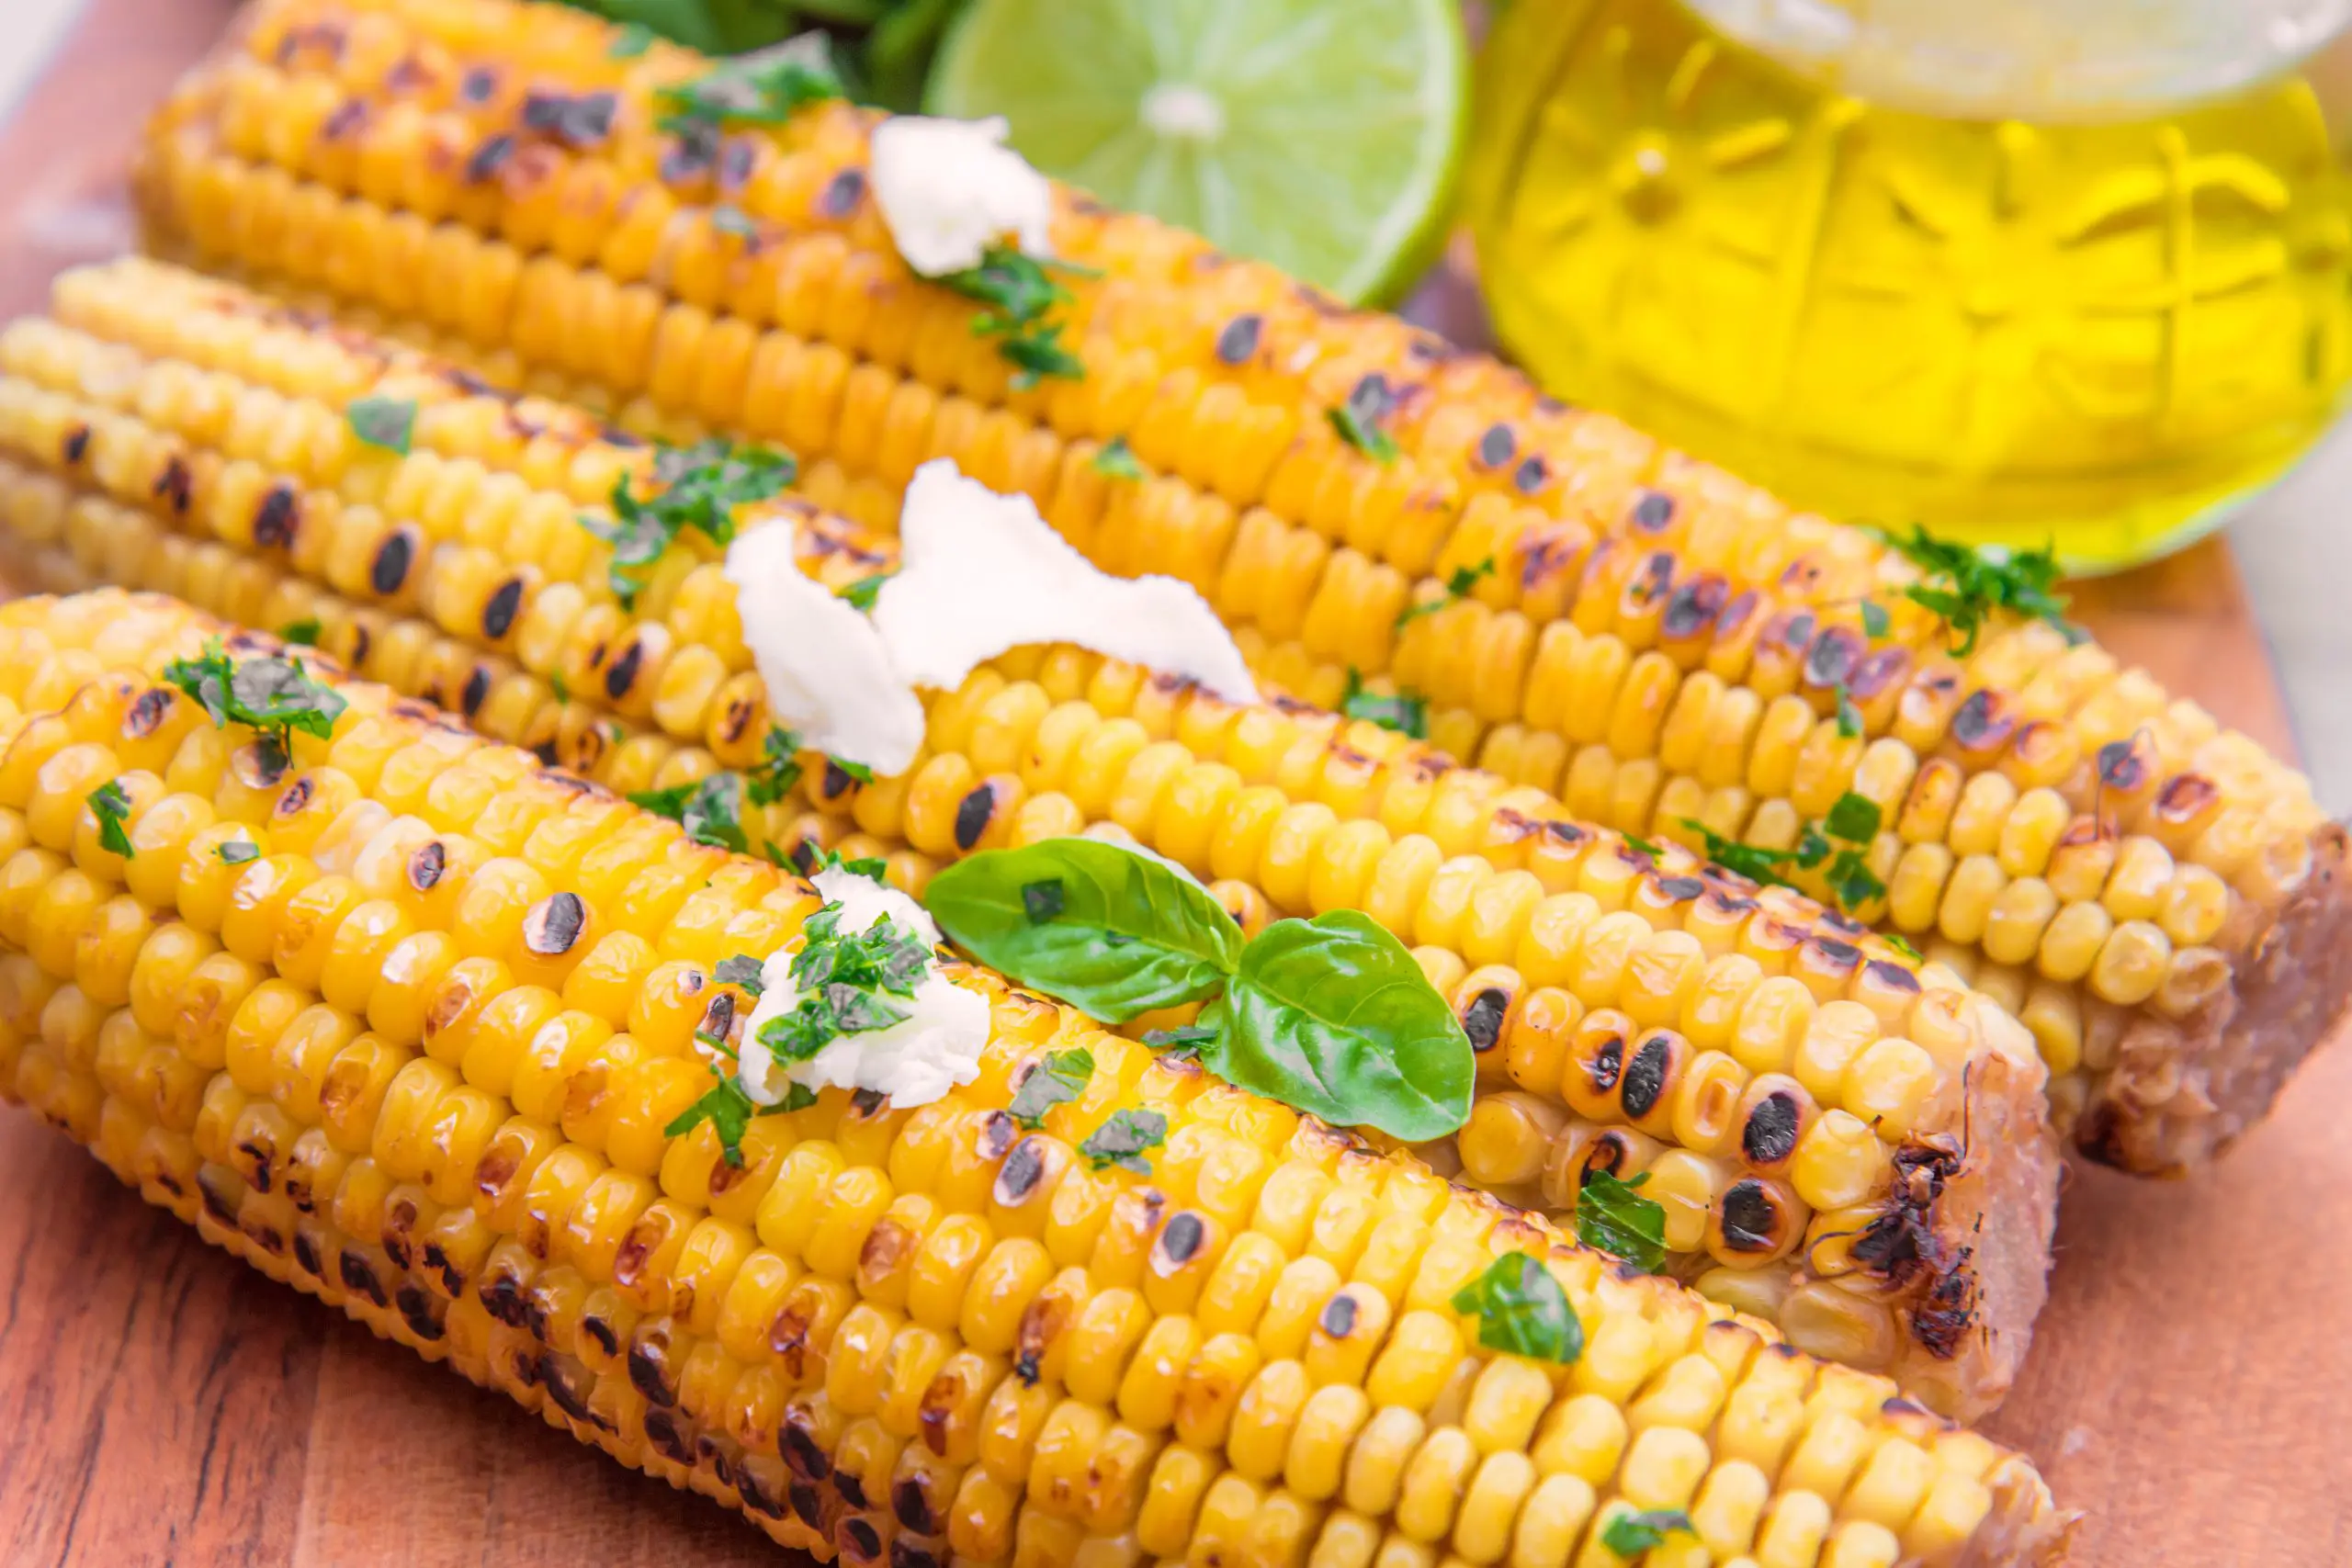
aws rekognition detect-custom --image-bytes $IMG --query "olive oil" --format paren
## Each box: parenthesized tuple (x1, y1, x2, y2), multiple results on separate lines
(1466, 0, 2352, 570)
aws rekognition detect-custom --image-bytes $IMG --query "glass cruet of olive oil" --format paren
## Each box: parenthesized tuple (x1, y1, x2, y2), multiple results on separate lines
(1465, 0, 2352, 571)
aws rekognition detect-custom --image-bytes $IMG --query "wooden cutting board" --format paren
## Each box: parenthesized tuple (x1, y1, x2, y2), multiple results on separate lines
(0, 2, 2345, 1562)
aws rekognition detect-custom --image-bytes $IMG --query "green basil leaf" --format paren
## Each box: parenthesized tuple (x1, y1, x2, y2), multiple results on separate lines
(1449, 1252, 1583, 1364)
(925, 839, 1241, 1024)
(1204, 909, 1471, 1141)
(1574, 1170, 1667, 1273)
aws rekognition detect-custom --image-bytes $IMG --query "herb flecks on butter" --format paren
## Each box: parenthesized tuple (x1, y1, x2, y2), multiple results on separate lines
(736, 864, 989, 1110)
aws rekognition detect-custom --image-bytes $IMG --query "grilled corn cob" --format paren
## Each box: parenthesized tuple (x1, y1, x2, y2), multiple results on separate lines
(0, 587, 2070, 1565)
(136, 0, 2351, 1180)
(0, 279, 2061, 1420)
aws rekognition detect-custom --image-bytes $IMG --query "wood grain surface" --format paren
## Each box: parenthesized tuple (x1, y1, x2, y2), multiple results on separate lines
(0, 1, 2345, 1563)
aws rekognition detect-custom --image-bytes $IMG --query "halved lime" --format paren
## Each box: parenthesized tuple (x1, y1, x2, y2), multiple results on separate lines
(923, 0, 1467, 306)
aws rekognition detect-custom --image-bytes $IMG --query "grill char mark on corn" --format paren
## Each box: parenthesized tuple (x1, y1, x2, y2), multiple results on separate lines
(0, 279, 2062, 1418)
(0, 588, 2072, 1564)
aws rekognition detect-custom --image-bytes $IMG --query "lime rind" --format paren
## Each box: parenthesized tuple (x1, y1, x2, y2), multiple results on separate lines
(925, 0, 1467, 306)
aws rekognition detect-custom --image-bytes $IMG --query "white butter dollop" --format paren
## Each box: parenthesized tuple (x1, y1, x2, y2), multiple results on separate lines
(722, 521, 927, 777)
(873, 459, 1259, 705)
(870, 115, 1055, 277)
(736, 865, 989, 1110)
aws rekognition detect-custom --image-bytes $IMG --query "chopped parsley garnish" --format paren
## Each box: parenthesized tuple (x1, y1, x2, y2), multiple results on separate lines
(1883, 931, 1923, 962)
(549, 671, 571, 705)
(654, 42, 842, 139)
(1803, 794, 1891, 913)
(217, 840, 260, 865)
(1091, 435, 1143, 480)
(752, 908, 933, 1068)
(345, 396, 416, 456)
(87, 782, 134, 859)
(1620, 832, 1662, 861)
(1007, 1047, 1093, 1130)
(1450, 1252, 1584, 1364)
(939, 244, 1088, 389)
(836, 573, 891, 611)
(582, 438, 796, 605)
(1600, 1509, 1693, 1558)
(663, 1070, 809, 1168)
(630, 772, 751, 853)
(1679, 819, 1792, 886)
(1873, 524, 2080, 657)
(160, 638, 348, 751)
(746, 726, 807, 807)
(278, 617, 322, 647)
(1822, 791, 1883, 844)
(1395, 557, 1495, 632)
(1340, 668, 1426, 739)
(1079, 1108, 1166, 1174)
(1327, 375, 1398, 464)
(1683, 790, 1886, 914)
(1835, 686, 1864, 739)
(1573, 1170, 1667, 1273)
(713, 953, 767, 993)
(607, 21, 653, 58)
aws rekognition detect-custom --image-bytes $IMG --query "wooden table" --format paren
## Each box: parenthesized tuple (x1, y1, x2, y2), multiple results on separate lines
(0, 2, 2346, 1562)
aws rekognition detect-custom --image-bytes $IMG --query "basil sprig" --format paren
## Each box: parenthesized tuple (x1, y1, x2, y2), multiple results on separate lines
(1204, 911, 1469, 1141)
(925, 838, 1472, 1140)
